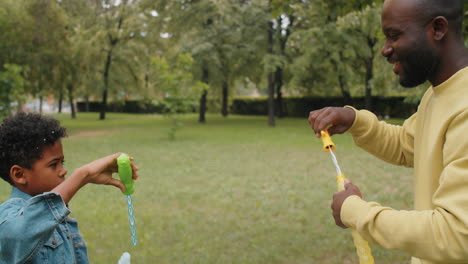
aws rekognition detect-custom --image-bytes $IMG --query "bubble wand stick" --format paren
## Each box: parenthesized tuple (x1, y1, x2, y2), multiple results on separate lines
(117, 153, 138, 246)
(320, 130, 374, 264)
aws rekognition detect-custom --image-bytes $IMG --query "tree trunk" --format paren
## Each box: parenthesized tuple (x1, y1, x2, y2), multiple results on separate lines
(100, 88, 108, 120)
(331, 53, 353, 105)
(58, 90, 63, 113)
(365, 36, 377, 111)
(99, 15, 123, 120)
(39, 96, 43, 114)
(199, 65, 209, 123)
(274, 16, 284, 118)
(338, 74, 353, 105)
(364, 57, 373, 110)
(274, 15, 294, 118)
(67, 83, 76, 119)
(221, 79, 228, 117)
(85, 95, 90, 112)
(199, 89, 207, 123)
(100, 50, 113, 120)
(275, 68, 283, 117)
(267, 20, 275, 127)
(268, 73, 275, 127)
(145, 72, 149, 91)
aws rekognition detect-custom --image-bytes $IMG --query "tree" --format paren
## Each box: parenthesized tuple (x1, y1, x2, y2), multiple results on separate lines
(54, 0, 91, 118)
(0, 0, 69, 113)
(79, 0, 149, 120)
(151, 53, 206, 140)
(288, 0, 358, 98)
(337, 4, 381, 110)
(266, 19, 276, 127)
(24, 0, 69, 113)
(289, 1, 383, 111)
(0, 0, 36, 70)
(0, 64, 25, 117)
(267, 0, 299, 121)
(150, 0, 218, 120)
(156, 0, 267, 119)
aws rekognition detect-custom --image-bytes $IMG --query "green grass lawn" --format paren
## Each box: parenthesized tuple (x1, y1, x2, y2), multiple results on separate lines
(0, 113, 413, 263)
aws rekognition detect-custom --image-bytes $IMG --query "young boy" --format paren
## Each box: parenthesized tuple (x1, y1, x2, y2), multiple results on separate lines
(0, 112, 139, 263)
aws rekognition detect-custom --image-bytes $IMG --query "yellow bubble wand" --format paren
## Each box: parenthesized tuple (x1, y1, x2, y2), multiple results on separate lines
(320, 130, 374, 264)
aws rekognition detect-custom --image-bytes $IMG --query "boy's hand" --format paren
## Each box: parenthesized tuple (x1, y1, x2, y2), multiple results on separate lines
(81, 153, 139, 193)
(53, 153, 139, 204)
(308, 107, 356, 137)
(331, 179, 362, 229)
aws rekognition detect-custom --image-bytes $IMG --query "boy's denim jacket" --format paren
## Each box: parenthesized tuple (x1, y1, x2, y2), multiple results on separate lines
(0, 187, 89, 264)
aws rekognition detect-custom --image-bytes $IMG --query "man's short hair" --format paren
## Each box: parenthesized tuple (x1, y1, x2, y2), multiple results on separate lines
(416, 0, 464, 35)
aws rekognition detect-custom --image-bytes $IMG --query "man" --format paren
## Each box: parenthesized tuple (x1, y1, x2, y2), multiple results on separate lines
(308, 0, 468, 263)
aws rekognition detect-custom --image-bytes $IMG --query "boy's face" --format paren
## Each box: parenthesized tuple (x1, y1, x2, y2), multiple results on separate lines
(21, 140, 67, 196)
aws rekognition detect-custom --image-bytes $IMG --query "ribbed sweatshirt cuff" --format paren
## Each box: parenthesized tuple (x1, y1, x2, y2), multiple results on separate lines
(341, 195, 370, 229)
(344, 106, 380, 147)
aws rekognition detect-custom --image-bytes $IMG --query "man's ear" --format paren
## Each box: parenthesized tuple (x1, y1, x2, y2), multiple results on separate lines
(430, 16, 449, 41)
(10, 165, 27, 185)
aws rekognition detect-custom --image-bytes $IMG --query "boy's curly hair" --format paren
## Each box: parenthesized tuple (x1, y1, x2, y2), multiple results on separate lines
(0, 112, 66, 185)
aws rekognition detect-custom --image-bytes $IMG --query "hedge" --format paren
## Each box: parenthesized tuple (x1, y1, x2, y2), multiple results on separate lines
(77, 98, 198, 114)
(230, 96, 418, 118)
(77, 96, 418, 118)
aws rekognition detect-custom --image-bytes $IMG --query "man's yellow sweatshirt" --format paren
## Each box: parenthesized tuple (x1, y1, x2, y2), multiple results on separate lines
(343, 67, 468, 264)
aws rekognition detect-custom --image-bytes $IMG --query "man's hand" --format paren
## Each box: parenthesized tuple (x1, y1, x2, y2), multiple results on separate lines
(308, 107, 356, 137)
(331, 179, 363, 228)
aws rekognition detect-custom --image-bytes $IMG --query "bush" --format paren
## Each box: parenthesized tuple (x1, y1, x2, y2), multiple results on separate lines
(230, 96, 418, 118)
(77, 96, 418, 119)
(77, 98, 198, 114)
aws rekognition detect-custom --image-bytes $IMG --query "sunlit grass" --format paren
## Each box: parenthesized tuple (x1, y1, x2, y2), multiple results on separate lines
(0, 113, 412, 263)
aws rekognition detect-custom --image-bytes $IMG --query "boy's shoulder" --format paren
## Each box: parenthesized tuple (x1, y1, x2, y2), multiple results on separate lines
(0, 197, 26, 224)
(0, 188, 29, 211)
(5, 187, 31, 200)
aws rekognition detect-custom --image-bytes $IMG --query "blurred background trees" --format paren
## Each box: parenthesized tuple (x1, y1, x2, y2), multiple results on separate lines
(0, 0, 459, 120)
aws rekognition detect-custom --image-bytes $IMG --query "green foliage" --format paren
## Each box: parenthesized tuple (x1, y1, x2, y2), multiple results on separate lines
(151, 53, 203, 100)
(151, 53, 204, 139)
(324, 0, 382, 21)
(167, 0, 269, 101)
(289, 3, 385, 99)
(270, 0, 292, 18)
(336, 4, 381, 62)
(0, 0, 34, 66)
(0, 64, 25, 116)
(1, 0, 467, 117)
(262, 54, 288, 74)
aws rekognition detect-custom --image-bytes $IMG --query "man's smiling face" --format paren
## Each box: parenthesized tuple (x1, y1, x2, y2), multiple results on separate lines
(381, 0, 440, 87)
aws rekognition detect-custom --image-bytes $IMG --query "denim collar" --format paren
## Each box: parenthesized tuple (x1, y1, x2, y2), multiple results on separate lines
(10, 187, 32, 200)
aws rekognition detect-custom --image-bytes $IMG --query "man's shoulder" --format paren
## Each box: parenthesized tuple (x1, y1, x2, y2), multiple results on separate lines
(452, 66, 468, 86)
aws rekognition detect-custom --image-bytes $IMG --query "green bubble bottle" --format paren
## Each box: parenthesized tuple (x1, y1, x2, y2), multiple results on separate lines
(117, 153, 138, 246)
